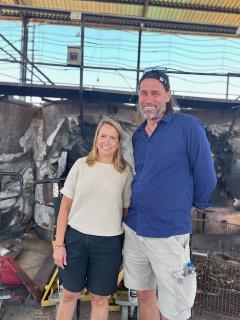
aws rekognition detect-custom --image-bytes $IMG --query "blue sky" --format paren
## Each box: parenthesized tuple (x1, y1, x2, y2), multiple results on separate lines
(1, 21, 240, 100)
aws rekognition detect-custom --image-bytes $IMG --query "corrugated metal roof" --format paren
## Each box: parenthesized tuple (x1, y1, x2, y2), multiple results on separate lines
(147, 5, 240, 27)
(2, 1, 143, 16)
(1, 0, 240, 36)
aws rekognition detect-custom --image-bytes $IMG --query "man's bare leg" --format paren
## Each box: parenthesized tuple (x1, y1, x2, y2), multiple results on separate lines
(138, 289, 160, 320)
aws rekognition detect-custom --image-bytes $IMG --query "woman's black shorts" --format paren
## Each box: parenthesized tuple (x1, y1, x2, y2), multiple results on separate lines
(60, 226, 123, 296)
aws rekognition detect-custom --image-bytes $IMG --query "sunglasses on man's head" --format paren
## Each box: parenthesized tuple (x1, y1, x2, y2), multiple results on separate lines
(142, 66, 168, 75)
(140, 66, 170, 90)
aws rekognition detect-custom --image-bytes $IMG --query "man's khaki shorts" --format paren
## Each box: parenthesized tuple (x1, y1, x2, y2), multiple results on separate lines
(123, 223, 196, 320)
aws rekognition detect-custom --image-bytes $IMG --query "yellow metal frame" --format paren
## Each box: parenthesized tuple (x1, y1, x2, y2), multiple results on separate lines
(41, 265, 126, 311)
(41, 267, 59, 307)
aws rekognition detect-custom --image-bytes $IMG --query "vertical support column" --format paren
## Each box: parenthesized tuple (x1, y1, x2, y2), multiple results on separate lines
(79, 19, 85, 125)
(136, 23, 143, 90)
(226, 73, 230, 99)
(20, 16, 28, 86)
(30, 24, 36, 84)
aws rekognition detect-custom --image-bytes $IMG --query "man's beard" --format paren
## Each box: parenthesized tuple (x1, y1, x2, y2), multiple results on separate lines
(139, 104, 166, 120)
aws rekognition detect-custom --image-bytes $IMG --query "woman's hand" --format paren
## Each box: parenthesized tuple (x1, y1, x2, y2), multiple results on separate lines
(54, 196, 72, 269)
(53, 246, 67, 269)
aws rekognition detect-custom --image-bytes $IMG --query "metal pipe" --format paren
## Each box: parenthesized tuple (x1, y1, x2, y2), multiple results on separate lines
(1, 58, 240, 78)
(79, 20, 84, 124)
(226, 73, 230, 99)
(30, 25, 35, 84)
(20, 16, 28, 86)
(136, 25, 142, 90)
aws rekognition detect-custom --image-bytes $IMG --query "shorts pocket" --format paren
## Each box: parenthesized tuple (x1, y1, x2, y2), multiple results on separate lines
(174, 234, 189, 250)
(174, 271, 197, 310)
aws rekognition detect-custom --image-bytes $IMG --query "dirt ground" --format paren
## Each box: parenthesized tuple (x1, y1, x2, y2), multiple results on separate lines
(3, 296, 231, 320)
(2, 300, 122, 320)
(2, 301, 215, 320)
(2, 301, 226, 320)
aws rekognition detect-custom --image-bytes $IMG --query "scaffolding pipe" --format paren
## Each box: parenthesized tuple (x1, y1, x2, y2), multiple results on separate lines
(0, 34, 55, 85)
(79, 20, 84, 124)
(136, 24, 142, 90)
(20, 16, 28, 85)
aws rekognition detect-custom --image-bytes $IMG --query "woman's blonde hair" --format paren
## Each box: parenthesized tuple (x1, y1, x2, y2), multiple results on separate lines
(86, 117, 128, 173)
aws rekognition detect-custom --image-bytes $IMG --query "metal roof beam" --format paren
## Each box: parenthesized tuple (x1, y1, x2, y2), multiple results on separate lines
(0, 82, 238, 110)
(84, 13, 237, 35)
(0, 4, 238, 36)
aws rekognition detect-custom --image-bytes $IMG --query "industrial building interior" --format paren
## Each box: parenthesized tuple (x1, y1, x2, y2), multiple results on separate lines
(0, 1, 240, 319)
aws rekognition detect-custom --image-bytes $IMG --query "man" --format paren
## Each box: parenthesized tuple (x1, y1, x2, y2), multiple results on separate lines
(123, 67, 217, 320)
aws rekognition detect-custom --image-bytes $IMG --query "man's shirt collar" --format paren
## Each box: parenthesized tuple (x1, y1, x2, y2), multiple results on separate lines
(161, 112, 174, 123)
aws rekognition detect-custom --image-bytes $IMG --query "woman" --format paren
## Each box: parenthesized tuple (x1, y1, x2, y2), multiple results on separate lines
(53, 118, 133, 320)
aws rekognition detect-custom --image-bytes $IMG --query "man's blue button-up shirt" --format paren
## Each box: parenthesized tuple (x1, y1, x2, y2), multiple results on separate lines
(124, 112, 217, 238)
